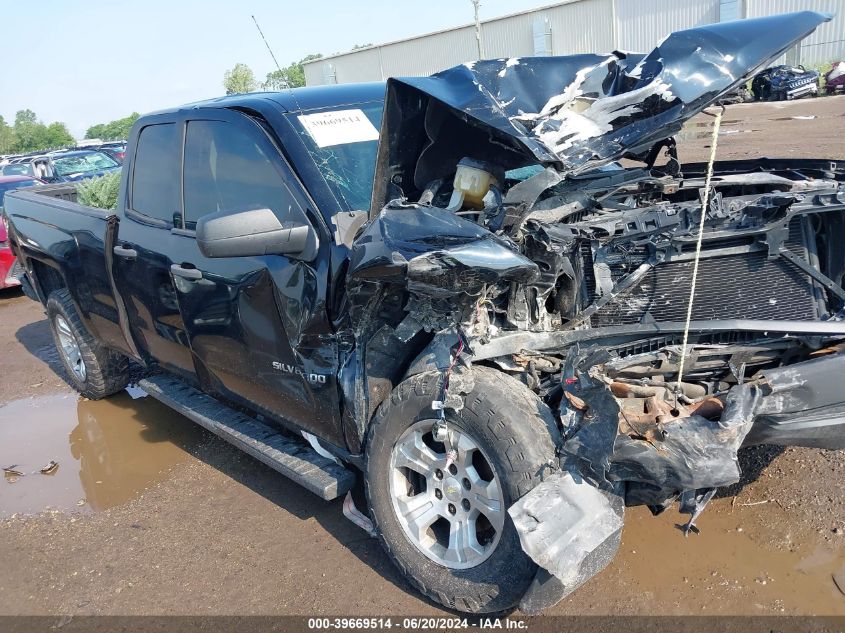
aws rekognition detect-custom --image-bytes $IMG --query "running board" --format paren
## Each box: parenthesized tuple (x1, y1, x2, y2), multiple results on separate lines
(137, 374, 356, 500)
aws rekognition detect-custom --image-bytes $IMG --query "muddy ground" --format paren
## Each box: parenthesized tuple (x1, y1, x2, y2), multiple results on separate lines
(1, 96, 844, 617)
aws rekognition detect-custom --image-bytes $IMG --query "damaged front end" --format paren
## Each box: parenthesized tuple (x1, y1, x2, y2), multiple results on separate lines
(345, 11, 845, 611)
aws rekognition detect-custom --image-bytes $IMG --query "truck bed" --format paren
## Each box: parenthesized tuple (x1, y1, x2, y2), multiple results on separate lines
(5, 182, 112, 219)
(4, 184, 133, 357)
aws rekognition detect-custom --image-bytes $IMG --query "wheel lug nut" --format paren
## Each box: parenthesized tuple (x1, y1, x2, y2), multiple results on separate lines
(461, 499, 470, 512)
(448, 503, 456, 515)
(434, 469, 443, 480)
(462, 477, 471, 490)
(448, 464, 458, 476)
(434, 489, 443, 500)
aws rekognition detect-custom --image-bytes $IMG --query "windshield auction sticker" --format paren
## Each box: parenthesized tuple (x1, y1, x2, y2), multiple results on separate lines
(297, 109, 379, 148)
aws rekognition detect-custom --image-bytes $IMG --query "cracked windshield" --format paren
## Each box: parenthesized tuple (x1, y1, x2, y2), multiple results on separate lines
(288, 102, 382, 212)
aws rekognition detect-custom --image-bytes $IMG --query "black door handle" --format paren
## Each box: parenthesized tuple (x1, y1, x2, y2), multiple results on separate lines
(113, 245, 137, 258)
(170, 264, 202, 280)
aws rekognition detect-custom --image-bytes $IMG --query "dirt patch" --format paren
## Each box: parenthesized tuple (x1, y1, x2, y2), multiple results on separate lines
(0, 288, 67, 403)
(0, 97, 843, 616)
(676, 94, 845, 163)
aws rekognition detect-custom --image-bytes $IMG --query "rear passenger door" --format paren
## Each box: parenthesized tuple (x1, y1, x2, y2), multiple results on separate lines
(112, 118, 197, 382)
(169, 109, 343, 446)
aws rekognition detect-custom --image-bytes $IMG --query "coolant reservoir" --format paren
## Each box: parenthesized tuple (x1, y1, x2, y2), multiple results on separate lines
(447, 158, 498, 210)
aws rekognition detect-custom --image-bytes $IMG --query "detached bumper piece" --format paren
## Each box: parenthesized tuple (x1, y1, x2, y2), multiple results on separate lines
(509, 471, 624, 614)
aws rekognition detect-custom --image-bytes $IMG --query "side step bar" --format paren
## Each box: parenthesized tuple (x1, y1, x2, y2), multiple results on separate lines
(137, 374, 356, 500)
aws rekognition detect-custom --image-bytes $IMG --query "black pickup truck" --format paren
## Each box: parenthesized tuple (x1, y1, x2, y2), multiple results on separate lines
(5, 11, 845, 615)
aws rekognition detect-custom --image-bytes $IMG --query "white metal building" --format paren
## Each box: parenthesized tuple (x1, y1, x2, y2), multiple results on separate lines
(303, 0, 845, 86)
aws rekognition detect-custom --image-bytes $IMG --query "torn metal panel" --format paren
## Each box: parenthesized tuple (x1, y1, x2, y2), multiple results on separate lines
(743, 351, 845, 449)
(609, 381, 761, 494)
(406, 237, 538, 299)
(559, 345, 759, 497)
(371, 11, 832, 210)
(348, 204, 536, 292)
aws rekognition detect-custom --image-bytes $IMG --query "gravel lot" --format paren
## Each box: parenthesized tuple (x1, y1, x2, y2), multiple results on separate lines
(0, 96, 843, 617)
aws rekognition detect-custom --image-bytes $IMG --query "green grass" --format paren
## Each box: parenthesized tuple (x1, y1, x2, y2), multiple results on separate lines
(805, 60, 842, 92)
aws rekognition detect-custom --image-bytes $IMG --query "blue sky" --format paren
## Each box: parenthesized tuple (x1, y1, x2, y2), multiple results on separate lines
(0, 0, 555, 138)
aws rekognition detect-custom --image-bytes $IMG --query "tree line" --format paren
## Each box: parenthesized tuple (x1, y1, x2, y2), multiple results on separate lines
(222, 44, 371, 94)
(84, 113, 140, 142)
(223, 54, 323, 95)
(0, 110, 140, 156)
(0, 110, 75, 155)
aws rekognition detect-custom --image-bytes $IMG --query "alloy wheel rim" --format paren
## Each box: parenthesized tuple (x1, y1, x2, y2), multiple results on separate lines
(55, 314, 86, 381)
(388, 419, 505, 569)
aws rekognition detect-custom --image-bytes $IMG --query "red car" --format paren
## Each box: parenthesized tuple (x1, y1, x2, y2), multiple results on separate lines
(825, 61, 845, 94)
(0, 175, 43, 288)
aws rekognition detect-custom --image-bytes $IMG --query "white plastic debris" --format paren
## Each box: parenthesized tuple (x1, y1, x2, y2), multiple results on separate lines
(124, 385, 148, 400)
(302, 431, 341, 466)
(342, 491, 376, 537)
(508, 471, 623, 585)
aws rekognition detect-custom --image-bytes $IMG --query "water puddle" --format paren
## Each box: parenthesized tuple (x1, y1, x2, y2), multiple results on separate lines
(613, 501, 845, 614)
(0, 392, 207, 518)
(774, 115, 818, 121)
(683, 120, 743, 128)
(676, 126, 759, 141)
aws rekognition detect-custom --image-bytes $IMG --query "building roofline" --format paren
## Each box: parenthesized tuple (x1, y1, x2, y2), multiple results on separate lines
(303, 0, 586, 66)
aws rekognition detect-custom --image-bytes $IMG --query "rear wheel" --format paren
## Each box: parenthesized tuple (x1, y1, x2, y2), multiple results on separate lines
(366, 367, 559, 613)
(46, 289, 129, 399)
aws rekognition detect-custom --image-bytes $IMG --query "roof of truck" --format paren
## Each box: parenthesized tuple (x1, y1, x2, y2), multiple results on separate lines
(175, 82, 386, 116)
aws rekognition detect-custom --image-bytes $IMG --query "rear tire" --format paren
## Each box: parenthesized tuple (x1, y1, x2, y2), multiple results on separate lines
(46, 289, 129, 399)
(365, 367, 560, 613)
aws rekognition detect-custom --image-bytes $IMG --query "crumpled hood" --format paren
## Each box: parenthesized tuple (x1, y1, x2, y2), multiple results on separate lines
(371, 11, 831, 211)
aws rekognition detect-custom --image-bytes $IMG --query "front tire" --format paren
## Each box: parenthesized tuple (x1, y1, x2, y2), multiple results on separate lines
(365, 367, 559, 613)
(46, 289, 129, 399)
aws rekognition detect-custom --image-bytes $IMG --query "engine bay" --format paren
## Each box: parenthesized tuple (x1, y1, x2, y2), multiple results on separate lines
(338, 10, 845, 601)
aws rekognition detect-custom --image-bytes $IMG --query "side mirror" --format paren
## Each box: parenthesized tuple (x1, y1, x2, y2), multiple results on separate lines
(196, 207, 318, 260)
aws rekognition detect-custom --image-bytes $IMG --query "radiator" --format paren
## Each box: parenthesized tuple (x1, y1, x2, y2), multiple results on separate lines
(587, 217, 819, 326)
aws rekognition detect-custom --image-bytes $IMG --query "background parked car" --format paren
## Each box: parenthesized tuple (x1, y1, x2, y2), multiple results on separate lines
(96, 145, 126, 163)
(752, 64, 821, 101)
(1, 150, 120, 183)
(0, 175, 43, 289)
(720, 83, 753, 104)
(0, 174, 43, 207)
(48, 149, 121, 182)
(1, 161, 36, 178)
(825, 61, 845, 94)
(0, 216, 21, 289)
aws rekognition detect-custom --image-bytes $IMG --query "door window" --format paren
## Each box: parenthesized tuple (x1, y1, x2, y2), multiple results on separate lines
(183, 119, 307, 230)
(131, 123, 180, 224)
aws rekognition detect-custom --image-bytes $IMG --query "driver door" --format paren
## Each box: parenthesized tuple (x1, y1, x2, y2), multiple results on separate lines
(168, 109, 344, 447)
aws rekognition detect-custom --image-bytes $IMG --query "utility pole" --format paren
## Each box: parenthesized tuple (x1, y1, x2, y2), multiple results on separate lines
(471, 0, 484, 59)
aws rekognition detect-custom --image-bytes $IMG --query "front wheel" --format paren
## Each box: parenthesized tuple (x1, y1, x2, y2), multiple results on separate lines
(365, 367, 560, 613)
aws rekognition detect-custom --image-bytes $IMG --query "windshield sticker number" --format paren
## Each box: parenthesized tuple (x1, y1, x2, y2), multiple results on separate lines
(297, 109, 379, 148)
